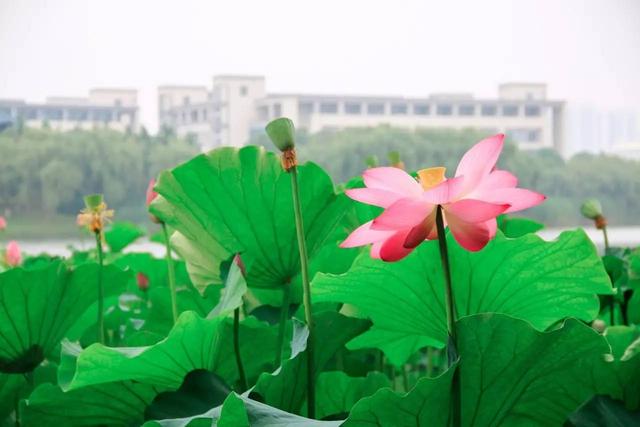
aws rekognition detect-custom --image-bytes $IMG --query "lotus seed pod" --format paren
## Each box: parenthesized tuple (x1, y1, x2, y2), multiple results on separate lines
(580, 199, 603, 220)
(84, 194, 104, 211)
(265, 118, 295, 152)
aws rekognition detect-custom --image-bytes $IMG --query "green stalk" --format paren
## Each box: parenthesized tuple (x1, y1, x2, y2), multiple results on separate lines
(161, 222, 178, 323)
(95, 231, 105, 344)
(233, 307, 248, 391)
(602, 225, 610, 253)
(435, 205, 460, 427)
(274, 282, 291, 368)
(289, 166, 316, 419)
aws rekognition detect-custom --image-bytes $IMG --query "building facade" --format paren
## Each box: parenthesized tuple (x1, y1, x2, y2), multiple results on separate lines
(0, 88, 139, 133)
(158, 76, 565, 153)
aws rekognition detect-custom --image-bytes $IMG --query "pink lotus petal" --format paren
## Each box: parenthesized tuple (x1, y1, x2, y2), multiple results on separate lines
(423, 176, 466, 205)
(403, 209, 438, 248)
(0, 216, 6, 231)
(481, 188, 546, 213)
(445, 215, 492, 252)
(454, 134, 504, 192)
(371, 198, 435, 231)
(477, 170, 518, 190)
(340, 221, 394, 248)
(486, 218, 498, 239)
(345, 188, 404, 208)
(445, 199, 510, 223)
(379, 229, 415, 262)
(363, 167, 422, 198)
(370, 241, 383, 259)
(146, 179, 158, 206)
(5, 241, 21, 267)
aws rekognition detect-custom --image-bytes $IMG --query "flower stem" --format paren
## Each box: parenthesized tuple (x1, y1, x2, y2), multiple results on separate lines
(275, 282, 291, 368)
(94, 231, 105, 345)
(161, 222, 178, 324)
(602, 226, 610, 253)
(435, 205, 460, 427)
(233, 307, 248, 391)
(289, 166, 316, 419)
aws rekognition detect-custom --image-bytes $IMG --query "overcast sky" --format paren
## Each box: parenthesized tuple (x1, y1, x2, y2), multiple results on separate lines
(1, 0, 639, 132)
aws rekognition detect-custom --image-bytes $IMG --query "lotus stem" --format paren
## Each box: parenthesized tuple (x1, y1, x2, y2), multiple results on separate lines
(435, 205, 460, 427)
(275, 282, 291, 368)
(233, 307, 248, 391)
(94, 231, 105, 344)
(601, 225, 610, 253)
(289, 166, 316, 419)
(161, 222, 178, 324)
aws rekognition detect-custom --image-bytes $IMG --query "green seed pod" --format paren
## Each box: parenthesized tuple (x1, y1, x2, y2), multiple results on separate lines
(84, 194, 104, 211)
(365, 155, 379, 168)
(580, 198, 603, 220)
(265, 118, 295, 152)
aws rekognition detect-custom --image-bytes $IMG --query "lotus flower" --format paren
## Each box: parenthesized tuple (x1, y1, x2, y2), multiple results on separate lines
(341, 134, 545, 261)
(0, 216, 6, 231)
(5, 240, 21, 267)
(146, 179, 158, 206)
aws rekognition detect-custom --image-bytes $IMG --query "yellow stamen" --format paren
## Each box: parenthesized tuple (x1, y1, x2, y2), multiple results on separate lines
(417, 167, 446, 190)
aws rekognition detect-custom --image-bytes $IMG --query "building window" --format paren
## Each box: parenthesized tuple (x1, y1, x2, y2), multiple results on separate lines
(391, 104, 408, 115)
(22, 108, 38, 120)
(367, 103, 385, 115)
(458, 105, 475, 116)
(273, 103, 282, 117)
(345, 103, 362, 115)
(257, 106, 269, 121)
(93, 109, 113, 122)
(183, 96, 190, 105)
(481, 105, 497, 116)
(502, 105, 519, 117)
(413, 104, 430, 115)
(320, 102, 338, 114)
(525, 105, 541, 117)
(436, 104, 452, 116)
(43, 109, 63, 121)
(507, 128, 541, 143)
(202, 109, 208, 120)
(68, 109, 88, 121)
(299, 102, 314, 114)
(191, 110, 199, 122)
(240, 86, 248, 96)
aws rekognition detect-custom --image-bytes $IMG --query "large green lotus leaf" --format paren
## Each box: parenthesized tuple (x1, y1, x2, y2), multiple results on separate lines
(149, 145, 350, 292)
(112, 252, 193, 292)
(313, 229, 613, 365)
(63, 311, 277, 391)
(0, 260, 130, 373)
(21, 381, 159, 426)
(143, 392, 341, 427)
(344, 313, 609, 427)
(252, 311, 370, 414)
(310, 371, 390, 420)
(567, 395, 640, 427)
(104, 221, 146, 252)
(0, 374, 25, 419)
(591, 325, 640, 409)
(497, 215, 544, 238)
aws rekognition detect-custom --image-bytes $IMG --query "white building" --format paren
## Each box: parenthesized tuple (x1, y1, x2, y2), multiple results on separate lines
(158, 76, 565, 153)
(0, 88, 139, 133)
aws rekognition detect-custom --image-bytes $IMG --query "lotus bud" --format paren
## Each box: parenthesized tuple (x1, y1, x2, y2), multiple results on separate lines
(387, 151, 405, 170)
(136, 272, 150, 292)
(5, 240, 21, 267)
(233, 254, 247, 277)
(0, 216, 6, 231)
(591, 319, 606, 333)
(146, 178, 161, 224)
(266, 118, 297, 171)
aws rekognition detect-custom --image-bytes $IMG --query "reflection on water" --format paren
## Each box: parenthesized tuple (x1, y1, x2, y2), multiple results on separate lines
(12, 226, 640, 258)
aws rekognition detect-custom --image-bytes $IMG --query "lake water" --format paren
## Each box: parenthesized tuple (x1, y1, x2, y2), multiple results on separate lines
(13, 226, 640, 258)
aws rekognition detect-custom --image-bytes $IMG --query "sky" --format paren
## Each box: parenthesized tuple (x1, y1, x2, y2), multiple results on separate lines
(1, 0, 639, 136)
